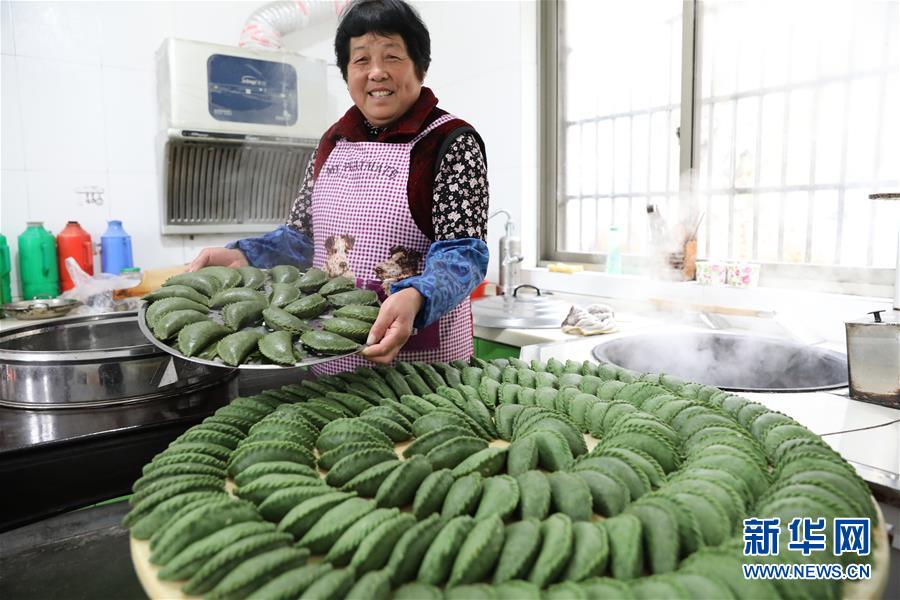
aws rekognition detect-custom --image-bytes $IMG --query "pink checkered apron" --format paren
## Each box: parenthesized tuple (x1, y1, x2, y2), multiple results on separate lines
(310, 114, 473, 374)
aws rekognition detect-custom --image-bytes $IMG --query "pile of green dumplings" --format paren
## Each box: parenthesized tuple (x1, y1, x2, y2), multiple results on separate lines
(142, 265, 380, 366)
(124, 356, 879, 599)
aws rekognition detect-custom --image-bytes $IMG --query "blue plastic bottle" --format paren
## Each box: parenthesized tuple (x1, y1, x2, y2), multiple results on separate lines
(100, 220, 134, 275)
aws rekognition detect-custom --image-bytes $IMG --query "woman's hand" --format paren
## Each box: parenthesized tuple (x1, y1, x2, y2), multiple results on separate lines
(187, 247, 249, 272)
(362, 287, 424, 364)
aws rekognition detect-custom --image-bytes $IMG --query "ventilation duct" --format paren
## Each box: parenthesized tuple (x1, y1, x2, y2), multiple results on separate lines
(240, 0, 350, 50)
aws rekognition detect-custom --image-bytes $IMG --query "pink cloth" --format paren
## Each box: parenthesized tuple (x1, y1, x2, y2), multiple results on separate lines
(310, 114, 473, 374)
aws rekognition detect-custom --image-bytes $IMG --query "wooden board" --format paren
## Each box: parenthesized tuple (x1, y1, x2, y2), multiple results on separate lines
(130, 435, 889, 599)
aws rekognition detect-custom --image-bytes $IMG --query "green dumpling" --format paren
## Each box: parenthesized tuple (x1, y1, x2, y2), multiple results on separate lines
(263, 306, 313, 334)
(146, 297, 209, 330)
(237, 266, 266, 289)
(222, 300, 267, 330)
(197, 266, 242, 289)
(177, 320, 232, 357)
(270, 265, 301, 284)
(153, 309, 209, 341)
(143, 285, 210, 306)
(300, 330, 360, 355)
(258, 331, 297, 365)
(323, 317, 372, 343)
(161, 272, 221, 297)
(269, 283, 301, 308)
(208, 287, 267, 308)
(296, 268, 329, 293)
(332, 304, 380, 324)
(283, 293, 328, 319)
(327, 289, 379, 307)
(218, 330, 265, 366)
(319, 276, 357, 296)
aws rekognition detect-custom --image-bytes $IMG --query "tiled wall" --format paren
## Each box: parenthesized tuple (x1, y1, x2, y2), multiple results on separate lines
(1, 1, 535, 298)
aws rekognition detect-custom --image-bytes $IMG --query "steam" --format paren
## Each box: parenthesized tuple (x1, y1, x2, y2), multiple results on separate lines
(593, 330, 847, 392)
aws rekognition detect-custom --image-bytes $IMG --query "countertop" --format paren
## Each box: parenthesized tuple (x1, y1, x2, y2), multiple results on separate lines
(474, 294, 900, 493)
(5, 307, 897, 491)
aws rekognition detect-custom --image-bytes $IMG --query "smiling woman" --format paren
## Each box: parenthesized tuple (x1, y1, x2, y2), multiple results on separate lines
(346, 32, 423, 127)
(187, 0, 490, 373)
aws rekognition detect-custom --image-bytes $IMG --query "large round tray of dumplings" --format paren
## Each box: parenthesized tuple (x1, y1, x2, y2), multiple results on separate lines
(137, 265, 380, 369)
(126, 357, 887, 599)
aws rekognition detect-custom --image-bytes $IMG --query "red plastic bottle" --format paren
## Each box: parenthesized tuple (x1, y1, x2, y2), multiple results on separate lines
(56, 221, 94, 291)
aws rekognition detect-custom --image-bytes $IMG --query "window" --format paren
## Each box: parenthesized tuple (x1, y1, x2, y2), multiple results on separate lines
(542, 0, 899, 284)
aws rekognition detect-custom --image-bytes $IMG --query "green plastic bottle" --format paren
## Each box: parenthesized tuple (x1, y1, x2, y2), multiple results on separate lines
(0, 233, 11, 305)
(18, 222, 60, 299)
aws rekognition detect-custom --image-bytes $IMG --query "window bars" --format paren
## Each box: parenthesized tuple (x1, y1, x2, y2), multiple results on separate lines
(550, 0, 899, 272)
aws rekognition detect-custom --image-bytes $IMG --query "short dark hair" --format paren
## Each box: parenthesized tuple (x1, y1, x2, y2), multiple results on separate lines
(335, 0, 431, 81)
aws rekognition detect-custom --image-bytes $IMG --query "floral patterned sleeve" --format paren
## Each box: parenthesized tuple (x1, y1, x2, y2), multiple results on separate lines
(432, 133, 489, 241)
(285, 148, 317, 235)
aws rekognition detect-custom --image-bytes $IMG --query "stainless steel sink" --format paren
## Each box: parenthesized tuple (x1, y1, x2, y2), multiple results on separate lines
(591, 330, 848, 392)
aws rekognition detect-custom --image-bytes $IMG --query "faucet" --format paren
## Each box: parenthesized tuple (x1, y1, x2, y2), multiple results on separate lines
(489, 210, 523, 296)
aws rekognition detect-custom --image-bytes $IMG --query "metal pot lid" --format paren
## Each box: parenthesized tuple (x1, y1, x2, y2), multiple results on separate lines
(472, 285, 570, 329)
(3, 298, 82, 320)
(0, 312, 160, 363)
(845, 309, 900, 326)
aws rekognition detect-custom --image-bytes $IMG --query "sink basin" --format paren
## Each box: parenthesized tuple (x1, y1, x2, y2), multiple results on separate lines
(591, 331, 848, 392)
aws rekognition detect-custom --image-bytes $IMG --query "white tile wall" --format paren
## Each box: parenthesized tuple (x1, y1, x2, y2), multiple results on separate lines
(17, 55, 108, 172)
(437, 64, 523, 172)
(1, 54, 25, 170)
(98, 1, 173, 71)
(420, 1, 523, 83)
(11, 1, 101, 63)
(1, 1, 16, 56)
(172, 1, 261, 47)
(1, 0, 536, 299)
(101, 66, 157, 172)
(25, 169, 110, 234)
(1, 169, 28, 294)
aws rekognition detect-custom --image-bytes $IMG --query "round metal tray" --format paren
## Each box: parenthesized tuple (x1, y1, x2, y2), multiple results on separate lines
(136, 303, 366, 370)
(0, 312, 234, 409)
(3, 298, 82, 320)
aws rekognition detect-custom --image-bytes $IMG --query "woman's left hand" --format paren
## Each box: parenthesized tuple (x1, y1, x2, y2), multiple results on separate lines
(361, 288, 424, 364)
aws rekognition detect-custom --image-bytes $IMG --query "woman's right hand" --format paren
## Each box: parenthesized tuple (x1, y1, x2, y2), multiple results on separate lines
(187, 247, 249, 272)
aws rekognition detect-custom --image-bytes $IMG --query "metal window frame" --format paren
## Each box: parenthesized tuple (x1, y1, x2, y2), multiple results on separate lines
(539, 0, 896, 290)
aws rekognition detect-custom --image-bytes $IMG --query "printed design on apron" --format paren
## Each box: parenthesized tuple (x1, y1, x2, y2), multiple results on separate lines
(310, 113, 474, 373)
(322, 234, 356, 280)
(373, 245, 423, 295)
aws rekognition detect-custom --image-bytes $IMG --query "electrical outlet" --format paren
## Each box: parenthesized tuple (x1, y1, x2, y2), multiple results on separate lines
(75, 186, 105, 207)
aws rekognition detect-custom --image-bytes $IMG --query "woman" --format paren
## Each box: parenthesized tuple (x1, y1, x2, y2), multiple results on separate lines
(189, 0, 489, 370)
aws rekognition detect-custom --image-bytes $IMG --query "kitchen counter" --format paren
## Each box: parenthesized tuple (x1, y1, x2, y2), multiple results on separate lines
(474, 292, 900, 492)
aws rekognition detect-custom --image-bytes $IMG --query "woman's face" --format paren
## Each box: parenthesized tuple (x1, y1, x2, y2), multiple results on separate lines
(347, 32, 422, 127)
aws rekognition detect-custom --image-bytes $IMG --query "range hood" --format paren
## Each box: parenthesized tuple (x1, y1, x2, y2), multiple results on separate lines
(156, 38, 328, 234)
